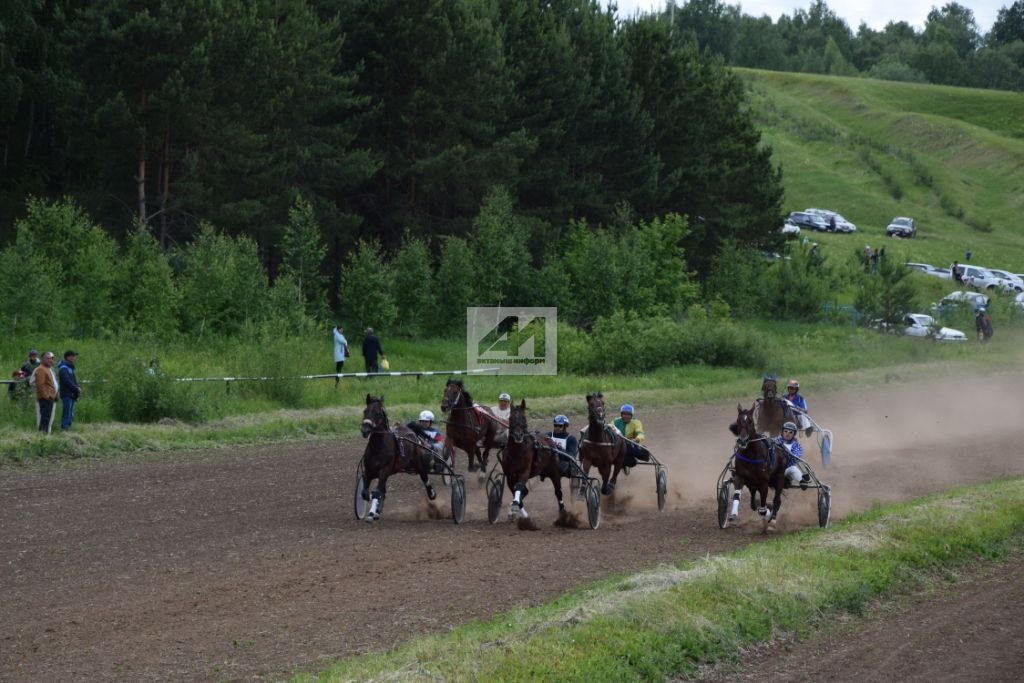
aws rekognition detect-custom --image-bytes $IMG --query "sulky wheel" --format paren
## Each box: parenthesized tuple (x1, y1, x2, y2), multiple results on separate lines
(585, 481, 601, 530)
(817, 486, 832, 528)
(451, 476, 466, 525)
(656, 467, 668, 512)
(487, 473, 504, 524)
(354, 462, 368, 521)
(717, 479, 733, 529)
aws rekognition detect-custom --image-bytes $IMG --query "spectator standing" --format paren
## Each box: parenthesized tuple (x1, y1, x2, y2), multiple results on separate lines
(8, 348, 39, 399)
(361, 327, 385, 374)
(57, 351, 82, 430)
(952, 260, 964, 284)
(32, 352, 59, 434)
(332, 324, 349, 386)
(976, 309, 994, 342)
(965, 249, 972, 261)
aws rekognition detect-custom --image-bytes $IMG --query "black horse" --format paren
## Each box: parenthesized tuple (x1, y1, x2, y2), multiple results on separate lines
(359, 394, 437, 522)
(728, 404, 787, 530)
(501, 399, 566, 523)
(440, 378, 500, 476)
(578, 392, 626, 496)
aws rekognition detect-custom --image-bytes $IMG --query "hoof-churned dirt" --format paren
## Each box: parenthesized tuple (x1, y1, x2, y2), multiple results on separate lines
(3, 374, 1024, 681)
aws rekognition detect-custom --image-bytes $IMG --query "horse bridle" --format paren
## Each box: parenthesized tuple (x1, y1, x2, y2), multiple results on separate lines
(509, 409, 528, 444)
(361, 400, 390, 436)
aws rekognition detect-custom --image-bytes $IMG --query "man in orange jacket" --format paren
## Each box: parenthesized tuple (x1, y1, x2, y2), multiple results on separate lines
(33, 351, 59, 434)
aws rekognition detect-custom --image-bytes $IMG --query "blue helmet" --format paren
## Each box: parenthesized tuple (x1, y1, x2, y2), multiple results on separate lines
(620, 404, 634, 415)
(553, 414, 569, 426)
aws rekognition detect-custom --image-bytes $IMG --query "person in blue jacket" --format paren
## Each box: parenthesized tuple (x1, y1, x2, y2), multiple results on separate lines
(544, 414, 578, 476)
(57, 350, 82, 430)
(777, 421, 810, 489)
(784, 378, 812, 436)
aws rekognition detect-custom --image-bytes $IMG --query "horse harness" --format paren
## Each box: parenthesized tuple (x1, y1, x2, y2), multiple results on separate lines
(734, 435, 776, 471)
(581, 423, 619, 448)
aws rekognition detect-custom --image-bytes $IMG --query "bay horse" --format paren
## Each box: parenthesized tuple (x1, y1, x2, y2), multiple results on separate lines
(756, 374, 788, 437)
(578, 392, 626, 496)
(440, 378, 499, 476)
(502, 399, 566, 522)
(728, 403, 786, 530)
(359, 394, 437, 522)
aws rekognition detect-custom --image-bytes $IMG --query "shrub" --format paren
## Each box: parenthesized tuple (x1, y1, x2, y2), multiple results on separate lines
(557, 312, 767, 374)
(105, 360, 207, 424)
(236, 343, 307, 408)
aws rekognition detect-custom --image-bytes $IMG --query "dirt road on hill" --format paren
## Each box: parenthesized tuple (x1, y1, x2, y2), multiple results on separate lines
(2, 374, 1023, 681)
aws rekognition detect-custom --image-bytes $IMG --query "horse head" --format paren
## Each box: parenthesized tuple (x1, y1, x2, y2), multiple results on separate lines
(586, 392, 605, 423)
(509, 399, 528, 444)
(441, 378, 464, 413)
(362, 394, 388, 438)
(731, 403, 758, 449)
(761, 375, 778, 400)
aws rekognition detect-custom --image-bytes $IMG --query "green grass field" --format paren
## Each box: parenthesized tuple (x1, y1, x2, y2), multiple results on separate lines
(741, 69, 1024, 272)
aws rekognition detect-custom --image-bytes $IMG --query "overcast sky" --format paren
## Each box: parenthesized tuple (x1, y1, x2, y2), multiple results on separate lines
(610, 1, 1005, 32)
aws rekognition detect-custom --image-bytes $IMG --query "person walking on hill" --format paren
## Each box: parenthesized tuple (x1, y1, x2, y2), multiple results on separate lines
(33, 352, 59, 434)
(332, 324, 349, 386)
(57, 351, 82, 430)
(362, 327, 385, 374)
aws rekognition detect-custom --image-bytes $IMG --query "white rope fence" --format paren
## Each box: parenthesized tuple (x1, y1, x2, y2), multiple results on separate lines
(2, 367, 500, 390)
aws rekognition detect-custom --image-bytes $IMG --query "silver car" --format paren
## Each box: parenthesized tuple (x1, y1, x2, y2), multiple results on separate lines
(903, 314, 967, 342)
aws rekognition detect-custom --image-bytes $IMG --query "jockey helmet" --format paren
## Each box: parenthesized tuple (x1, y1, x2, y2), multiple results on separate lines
(782, 421, 798, 433)
(786, 379, 799, 390)
(620, 404, 634, 415)
(419, 410, 435, 422)
(553, 414, 569, 426)
(498, 392, 511, 401)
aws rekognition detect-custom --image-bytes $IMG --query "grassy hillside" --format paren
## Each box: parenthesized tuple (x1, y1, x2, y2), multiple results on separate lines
(740, 69, 1024, 272)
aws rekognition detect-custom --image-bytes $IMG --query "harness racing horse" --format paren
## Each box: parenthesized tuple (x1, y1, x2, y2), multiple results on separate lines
(501, 399, 566, 522)
(578, 392, 626, 496)
(441, 378, 500, 476)
(728, 404, 786, 530)
(756, 374, 788, 437)
(359, 394, 437, 521)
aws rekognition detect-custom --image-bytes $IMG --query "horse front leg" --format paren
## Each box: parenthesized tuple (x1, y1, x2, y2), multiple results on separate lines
(508, 479, 530, 521)
(368, 473, 388, 522)
(597, 458, 613, 495)
(730, 474, 747, 523)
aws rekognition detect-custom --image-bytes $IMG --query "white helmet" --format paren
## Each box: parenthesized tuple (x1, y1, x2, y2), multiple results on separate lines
(419, 410, 435, 422)
(498, 392, 511, 401)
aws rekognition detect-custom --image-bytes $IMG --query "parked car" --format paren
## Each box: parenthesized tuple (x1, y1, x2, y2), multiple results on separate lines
(886, 217, 917, 238)
(984, 269, 1024, 292)
(935, 290, 990, 312)
(806, 208, 856, 233)
(902, 313, 967, 342)
(905, 262, 951, 280)
(781, 220, 801, 236)
(953, 264, 1009, 291)
(788, 211, 828, 232)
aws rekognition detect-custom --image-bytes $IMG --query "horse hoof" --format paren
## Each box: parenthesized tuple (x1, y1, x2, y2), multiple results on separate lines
(600, 483, 614, 495)
(426, 486, 437, 501)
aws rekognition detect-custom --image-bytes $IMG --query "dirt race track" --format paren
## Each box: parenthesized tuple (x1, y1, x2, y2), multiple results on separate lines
(3, 374, 1024, 681)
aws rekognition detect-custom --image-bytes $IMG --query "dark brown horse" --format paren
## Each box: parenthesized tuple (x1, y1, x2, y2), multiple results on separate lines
(500, 399, 567, 523)
(578, 392, 626, 496)
(756, 374, 788, 437)
(728, 404, 786, 530)
(441, 378, 499, 476)
(359, 394, 436, 521)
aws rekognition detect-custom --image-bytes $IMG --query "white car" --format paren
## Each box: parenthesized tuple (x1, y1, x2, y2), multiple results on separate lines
(781, 220, 801, 235)
(806, 208, 856, 233)
(1015, 291, 1024, 311)
(985, 269, 1024, 292)
(902, 313, 967, 342)
(906, 262, 951, 280)
(954, 264, 1010, 291)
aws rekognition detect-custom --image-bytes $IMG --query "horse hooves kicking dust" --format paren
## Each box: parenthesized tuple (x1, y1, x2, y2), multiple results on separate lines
(517, 516, 539, 531)
(554, 509, 581, 528)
